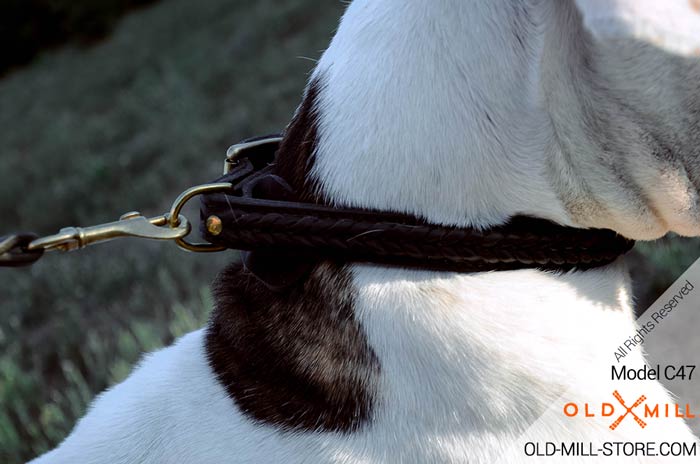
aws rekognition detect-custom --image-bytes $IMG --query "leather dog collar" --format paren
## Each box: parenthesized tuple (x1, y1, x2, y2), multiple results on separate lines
(199, 136, 635, 289)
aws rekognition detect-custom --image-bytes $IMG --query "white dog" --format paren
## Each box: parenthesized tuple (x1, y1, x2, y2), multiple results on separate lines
(32, 0, 700, 462)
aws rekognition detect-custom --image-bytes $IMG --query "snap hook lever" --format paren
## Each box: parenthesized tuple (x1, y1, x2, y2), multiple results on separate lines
(27, 212, 191, 253)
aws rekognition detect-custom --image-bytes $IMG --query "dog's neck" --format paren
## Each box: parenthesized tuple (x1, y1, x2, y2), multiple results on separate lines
(307, 0, 567, 230)
(208, 0, 699, 444)
(308, 0, 700, 239)
(288, 0, 639, 429)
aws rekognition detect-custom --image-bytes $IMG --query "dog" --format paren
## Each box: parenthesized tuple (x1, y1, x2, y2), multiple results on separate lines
(31, 0, 700, 462)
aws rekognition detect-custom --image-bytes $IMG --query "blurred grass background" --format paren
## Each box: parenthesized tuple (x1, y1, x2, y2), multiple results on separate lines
(0, 1, 697, 462)
(0, 0, 343, 461)
(0, 0, 158, 76)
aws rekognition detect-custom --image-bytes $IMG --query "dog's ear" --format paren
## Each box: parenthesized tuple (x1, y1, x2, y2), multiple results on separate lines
(542, 0, 700, 240)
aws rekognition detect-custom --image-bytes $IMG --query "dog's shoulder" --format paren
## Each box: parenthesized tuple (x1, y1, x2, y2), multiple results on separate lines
(31, 261, 383, 464)
(28, 330, 265, 463)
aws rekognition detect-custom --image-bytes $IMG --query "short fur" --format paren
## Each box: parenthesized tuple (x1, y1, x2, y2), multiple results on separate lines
(206, 261, 379, 433)
(32, 1, 700, 463)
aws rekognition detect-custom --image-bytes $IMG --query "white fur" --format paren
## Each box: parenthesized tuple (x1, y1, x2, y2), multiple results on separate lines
(32, 0, 700, 462)
(31, 267, 698, 463)
(310, 0, 569, 230)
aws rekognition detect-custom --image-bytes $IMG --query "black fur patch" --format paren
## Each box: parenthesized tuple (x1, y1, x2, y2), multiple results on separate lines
(205, 77, 380, 433)
(274, 77, 323, 202)
(206, 262, 379, 433)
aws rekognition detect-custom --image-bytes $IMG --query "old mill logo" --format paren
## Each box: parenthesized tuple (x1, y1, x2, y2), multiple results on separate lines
(609, 391, 647, 430)
(564, 391, 696, 430)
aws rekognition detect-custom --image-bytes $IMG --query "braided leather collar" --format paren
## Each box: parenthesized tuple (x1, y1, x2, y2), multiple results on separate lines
(199, 136, 635, 289)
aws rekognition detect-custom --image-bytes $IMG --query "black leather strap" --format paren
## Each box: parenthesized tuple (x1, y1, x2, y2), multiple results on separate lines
(199, 138, 635, 289)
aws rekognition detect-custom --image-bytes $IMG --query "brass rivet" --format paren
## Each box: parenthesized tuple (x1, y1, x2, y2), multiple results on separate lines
(206, 215, 223, 236)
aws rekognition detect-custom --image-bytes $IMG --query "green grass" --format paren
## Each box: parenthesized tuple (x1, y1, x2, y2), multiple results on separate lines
(0, 0, 343, 461)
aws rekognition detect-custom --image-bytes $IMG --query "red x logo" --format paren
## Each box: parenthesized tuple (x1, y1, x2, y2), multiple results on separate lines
(609, 390, 647, 430)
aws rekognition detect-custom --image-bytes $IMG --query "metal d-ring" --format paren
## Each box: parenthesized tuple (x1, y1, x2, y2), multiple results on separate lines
(167, 182, 233, 252)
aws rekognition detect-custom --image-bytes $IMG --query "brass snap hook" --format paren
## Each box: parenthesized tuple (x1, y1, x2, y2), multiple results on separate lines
(28, 213, 191, 253)
(18, 182, 233, 258)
